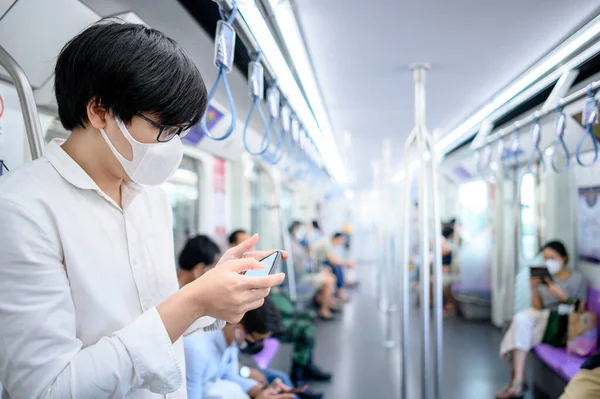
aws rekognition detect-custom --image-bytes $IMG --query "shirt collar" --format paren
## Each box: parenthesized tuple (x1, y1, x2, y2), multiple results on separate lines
(45, 139, 98, 190)
(45, 139, 143, 209)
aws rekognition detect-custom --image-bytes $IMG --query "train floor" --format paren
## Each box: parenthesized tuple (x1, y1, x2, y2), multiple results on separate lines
(308, 264, 534, 399)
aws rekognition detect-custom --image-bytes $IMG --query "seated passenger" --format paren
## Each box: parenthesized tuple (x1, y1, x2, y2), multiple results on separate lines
(230, 231, 332, 393)
(185, 296, 296, 399)
(287, 221, 338, 320)
(496, 241, 589, 398)
(0, 21, 284, 398)
(312, 233, 356, 302)
(561, 350, 600, 398)
(441, 223, 458, 312)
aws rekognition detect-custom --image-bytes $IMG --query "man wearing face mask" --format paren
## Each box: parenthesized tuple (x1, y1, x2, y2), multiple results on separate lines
(0, 21, 286, 399)
(496, 241, 589, 398)
(185, 296, 297, 399)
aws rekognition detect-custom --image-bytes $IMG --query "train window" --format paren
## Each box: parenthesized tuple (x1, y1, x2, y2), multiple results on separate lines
(520, 173, 537, 259)
(162, 157, 200, 258)
(458, 179, 488, 242)
(250, 167, 262, 236)
(281, 186, 294, 225)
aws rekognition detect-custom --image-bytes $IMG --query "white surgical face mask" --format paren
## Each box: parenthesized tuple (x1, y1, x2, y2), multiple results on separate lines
(100, 118, 183, 186)
(545, 259, 562, 275)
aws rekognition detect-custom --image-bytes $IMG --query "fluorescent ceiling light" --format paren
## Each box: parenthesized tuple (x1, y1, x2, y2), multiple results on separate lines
(237, 4, 347, 184)
(435, 14, 600, 155)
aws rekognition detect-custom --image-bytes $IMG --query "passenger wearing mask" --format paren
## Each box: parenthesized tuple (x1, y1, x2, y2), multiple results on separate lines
(229, 231, 332, 397)
(496, 241, 589, 398)
(0, 21, 285, 399)
(185, 296, 296, 399)
(288, 221, 338, 320)
(312, 233, 356, 302)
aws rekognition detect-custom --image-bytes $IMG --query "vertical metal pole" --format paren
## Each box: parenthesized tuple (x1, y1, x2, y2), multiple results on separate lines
(275, 187, 297, 303)
(418, 132, 431, 399)
(427, 137, 444, 399)
(413, 64, 432, 399)
(399, 134, 414, 399)
(0, 45, 45, 160)
(382, 233, 396, 348)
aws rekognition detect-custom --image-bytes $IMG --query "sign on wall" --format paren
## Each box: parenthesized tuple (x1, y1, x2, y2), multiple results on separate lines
(577, 186, 600, 264)
(183, 105, 224, 145)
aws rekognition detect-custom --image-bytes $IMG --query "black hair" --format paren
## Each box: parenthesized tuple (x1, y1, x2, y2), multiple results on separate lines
(542, 240, 569, 263)
(241, 296, 281, 335)
(228, 229, 248, 245)
(178, 235, 220, 271)
(442, 225, 454, 239)
(312, 220, 320, 230)
(332, 232, 344, 240)
(288, 221, 302, 235)
(55, 20, 207, 131)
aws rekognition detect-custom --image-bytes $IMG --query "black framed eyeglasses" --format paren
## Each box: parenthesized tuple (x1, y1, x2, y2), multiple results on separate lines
(136, 113, 193, 143)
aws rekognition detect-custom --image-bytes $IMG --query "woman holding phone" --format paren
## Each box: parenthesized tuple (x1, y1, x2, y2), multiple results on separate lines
(496, 241, 589, 398)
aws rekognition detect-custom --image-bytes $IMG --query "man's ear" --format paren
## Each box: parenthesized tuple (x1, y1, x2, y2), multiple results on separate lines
(86, 98, 109, 130)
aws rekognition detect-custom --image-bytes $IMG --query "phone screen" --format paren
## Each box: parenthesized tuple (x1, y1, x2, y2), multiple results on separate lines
(244, 251, 280, 277)
(289, 385, 308, 394)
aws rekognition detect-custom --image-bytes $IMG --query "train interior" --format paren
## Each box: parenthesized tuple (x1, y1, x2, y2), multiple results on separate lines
(3, 0, 600, 398)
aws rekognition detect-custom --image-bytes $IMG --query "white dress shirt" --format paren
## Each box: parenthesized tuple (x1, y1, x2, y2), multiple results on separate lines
(0, 139, 223, 399)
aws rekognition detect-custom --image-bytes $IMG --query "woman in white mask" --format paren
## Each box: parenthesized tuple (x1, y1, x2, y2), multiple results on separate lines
(496, 241, 589, 398)
(0, 21, 286, 399)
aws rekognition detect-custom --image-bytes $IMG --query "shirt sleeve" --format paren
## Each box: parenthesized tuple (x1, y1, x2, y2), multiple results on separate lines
(575, 274, 589, 301)
(0, 199, 182, 398)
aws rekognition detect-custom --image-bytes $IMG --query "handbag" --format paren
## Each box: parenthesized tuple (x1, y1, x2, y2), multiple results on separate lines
(567, 312, 598, 356)
(542, 300, 580, 347)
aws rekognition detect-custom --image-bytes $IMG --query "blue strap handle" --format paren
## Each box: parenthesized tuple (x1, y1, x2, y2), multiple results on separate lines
(510, 125, 524, 181)
(242, 52, 271, 155)
(200, 4, 238, 141)
(282, 120, 297, 173)
(242, 99, 271, 155)
(201, 65, 236, 140)
(262, 116, 284, 164)
(551, 106, 571, 173)
(576, 85, 599, 167)
(527, 117, 545, 176)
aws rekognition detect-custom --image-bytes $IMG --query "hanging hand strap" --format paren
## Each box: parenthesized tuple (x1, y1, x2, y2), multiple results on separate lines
(242, 51, 271, 155)
(510, 124, 524, 181)
(527, 116, 545, 176)
(262, 84, 285, 164)
(576, 84, 599, 167)
(551, 106, 571, 173)
(201, 4, 238, 140)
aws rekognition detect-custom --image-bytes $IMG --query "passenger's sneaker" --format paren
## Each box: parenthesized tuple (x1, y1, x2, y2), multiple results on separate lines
(304, 362, 333, 382)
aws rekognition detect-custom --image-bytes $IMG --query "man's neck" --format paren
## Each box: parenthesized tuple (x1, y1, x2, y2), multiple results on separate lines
(61, 129, 123, 207)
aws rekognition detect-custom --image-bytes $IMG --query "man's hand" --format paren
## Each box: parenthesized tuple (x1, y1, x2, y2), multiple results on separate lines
(218, 234, 288, 266)
(255, 379, 296, 399)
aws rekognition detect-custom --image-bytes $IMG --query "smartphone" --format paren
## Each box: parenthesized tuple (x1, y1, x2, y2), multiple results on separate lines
(288, 385, 308, 394)
(244, 251, 282, 277)
(530, 266, 554, 284)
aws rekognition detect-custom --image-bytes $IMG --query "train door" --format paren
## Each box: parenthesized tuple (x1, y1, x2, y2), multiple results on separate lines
(163, 156, 201, 260)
